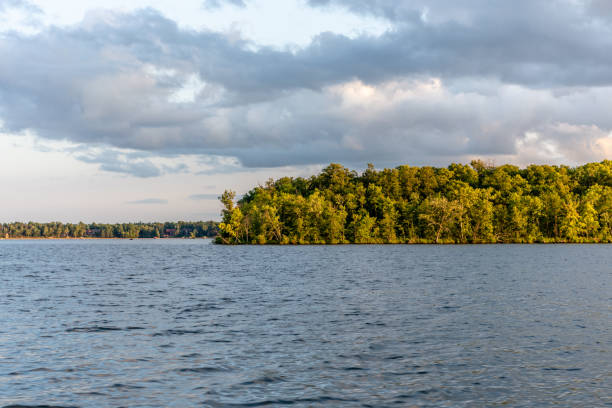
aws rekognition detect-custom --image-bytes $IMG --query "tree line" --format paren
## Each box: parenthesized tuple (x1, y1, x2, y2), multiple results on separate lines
(1, 221, 218, 239)
(217, 160, 612, 244)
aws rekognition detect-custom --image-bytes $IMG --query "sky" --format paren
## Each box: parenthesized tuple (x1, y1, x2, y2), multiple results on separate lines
(1, 0, 612, 222)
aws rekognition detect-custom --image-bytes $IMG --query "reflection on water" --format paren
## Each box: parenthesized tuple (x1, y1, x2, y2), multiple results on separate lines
(0, 240, 611, 407)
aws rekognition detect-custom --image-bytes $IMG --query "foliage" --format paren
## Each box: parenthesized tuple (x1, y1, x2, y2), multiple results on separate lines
(217, 161, 612, 244)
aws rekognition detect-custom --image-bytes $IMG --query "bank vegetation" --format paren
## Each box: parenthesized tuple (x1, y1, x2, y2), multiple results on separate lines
(217, 160, 612, 244)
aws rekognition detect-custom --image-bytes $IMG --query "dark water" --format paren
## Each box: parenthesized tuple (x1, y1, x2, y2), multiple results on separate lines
(0, 240, 610, 407)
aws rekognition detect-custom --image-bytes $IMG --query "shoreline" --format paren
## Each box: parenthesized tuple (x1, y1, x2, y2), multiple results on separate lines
(2, 237, 609, 244)
(0, 237, 211, 240)
(214, 241, 612, 246)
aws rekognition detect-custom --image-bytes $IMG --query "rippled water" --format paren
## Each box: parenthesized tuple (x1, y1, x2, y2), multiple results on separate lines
(1, 240, 611, 407)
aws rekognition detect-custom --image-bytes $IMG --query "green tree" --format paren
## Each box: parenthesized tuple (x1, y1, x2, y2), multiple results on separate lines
(419, 196, 462, 243)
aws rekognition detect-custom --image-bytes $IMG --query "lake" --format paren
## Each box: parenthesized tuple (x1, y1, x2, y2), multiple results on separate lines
(0, 240, 610, 407)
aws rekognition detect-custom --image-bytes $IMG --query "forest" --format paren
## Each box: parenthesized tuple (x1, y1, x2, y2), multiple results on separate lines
(217, 160, 612, 244)
(0, 221, 218, 239)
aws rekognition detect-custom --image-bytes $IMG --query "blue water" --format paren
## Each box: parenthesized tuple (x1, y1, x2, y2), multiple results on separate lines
(0, 240, 611, 407)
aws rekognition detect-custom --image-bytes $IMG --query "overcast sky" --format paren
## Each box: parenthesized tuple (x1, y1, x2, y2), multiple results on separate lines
(1, 0, 612, 222)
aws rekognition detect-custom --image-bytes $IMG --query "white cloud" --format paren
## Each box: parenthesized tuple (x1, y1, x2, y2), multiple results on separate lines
(18, 0, 389, 47)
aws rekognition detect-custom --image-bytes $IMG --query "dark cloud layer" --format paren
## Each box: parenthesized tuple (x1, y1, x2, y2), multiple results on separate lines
(1, 1, 612, 175)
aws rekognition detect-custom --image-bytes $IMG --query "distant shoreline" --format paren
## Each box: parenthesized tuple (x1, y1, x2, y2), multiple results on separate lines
(1, 221, 219, 240)
(0, 237, 210, 240)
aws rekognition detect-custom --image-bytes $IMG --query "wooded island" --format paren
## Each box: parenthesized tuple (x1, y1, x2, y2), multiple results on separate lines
(217, 160, 612, 244)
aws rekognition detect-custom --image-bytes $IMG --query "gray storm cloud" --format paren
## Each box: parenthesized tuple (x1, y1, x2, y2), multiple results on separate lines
(1, 0, 611, 176)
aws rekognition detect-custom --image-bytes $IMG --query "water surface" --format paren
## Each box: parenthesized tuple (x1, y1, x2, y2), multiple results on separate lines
(1, 240, 611, 407)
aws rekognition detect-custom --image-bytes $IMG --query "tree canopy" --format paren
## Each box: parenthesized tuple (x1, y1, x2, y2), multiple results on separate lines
(217, 161, 612, 244)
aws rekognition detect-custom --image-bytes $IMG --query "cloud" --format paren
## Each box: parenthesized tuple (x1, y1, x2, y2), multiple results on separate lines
(125, 198, 168, 204)
(0, 0, 40, 13)
(520, 123, 612, 164)
(0, 0, 42, 33)
(203, 0, 247, 9)
(74, 147, 191, 178)
(307, 0, 599, 26)
(586, 0, 612, 17)
(195, 155, 243, 174)
(188, 193, 220, 200)
(1, 3, 612, 171)
(76, 149, 164, 178)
